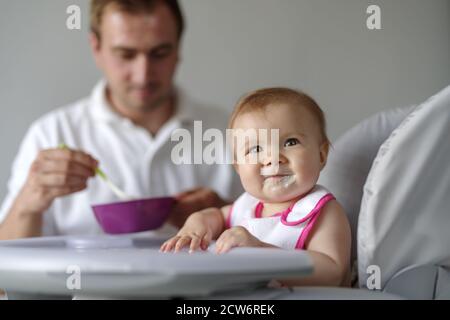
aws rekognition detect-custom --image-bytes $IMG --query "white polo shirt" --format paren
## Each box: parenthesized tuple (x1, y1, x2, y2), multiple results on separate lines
(0, 81, 242, 236)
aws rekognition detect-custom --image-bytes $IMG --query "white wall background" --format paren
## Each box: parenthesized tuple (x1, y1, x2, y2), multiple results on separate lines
(0, 0, 449, 201)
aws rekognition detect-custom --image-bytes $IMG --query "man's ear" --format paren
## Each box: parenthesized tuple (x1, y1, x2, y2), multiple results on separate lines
(89, 32, 102, 68)
(319, 141, 329, 170)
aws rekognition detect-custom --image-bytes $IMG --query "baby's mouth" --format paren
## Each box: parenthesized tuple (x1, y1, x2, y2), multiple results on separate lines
(262, 173, 296, 189)
(263, 174, 291, 182)
(260, 166, 293, 177)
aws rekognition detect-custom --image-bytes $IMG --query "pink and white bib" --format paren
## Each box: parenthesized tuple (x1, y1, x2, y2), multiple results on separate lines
(226, 185, 335, 250)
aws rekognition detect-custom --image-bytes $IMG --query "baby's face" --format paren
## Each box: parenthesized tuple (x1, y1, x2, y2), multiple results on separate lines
(232, 103, 328, 203)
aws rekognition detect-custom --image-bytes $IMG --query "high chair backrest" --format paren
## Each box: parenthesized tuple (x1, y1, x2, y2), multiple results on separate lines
(318, 106, 414, 266)
(357, 85, 450, 299)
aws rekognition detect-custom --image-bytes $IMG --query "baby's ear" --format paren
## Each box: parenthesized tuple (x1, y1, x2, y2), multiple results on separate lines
(319, 141, 330, 169)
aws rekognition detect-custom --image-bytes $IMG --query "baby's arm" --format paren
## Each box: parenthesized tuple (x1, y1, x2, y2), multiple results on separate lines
(279, 200, 352, 287)
(160, 205, 231, 253)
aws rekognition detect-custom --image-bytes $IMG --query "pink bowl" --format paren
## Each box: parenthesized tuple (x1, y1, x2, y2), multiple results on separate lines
(92, 197, 176, 234)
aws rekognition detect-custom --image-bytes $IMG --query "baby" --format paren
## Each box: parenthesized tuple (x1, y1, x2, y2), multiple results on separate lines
(161, 88, 351, 287)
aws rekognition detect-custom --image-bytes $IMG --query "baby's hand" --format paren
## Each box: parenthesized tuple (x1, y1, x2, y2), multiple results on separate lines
(215, 226, 263, 254)
(160, 232, 211, 253)
(160, 213, 213, 253)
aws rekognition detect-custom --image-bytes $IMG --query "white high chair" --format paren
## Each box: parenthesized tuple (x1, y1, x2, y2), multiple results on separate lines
(0, 85, 449, 300)
(355, 85, 450, 299)
(311, 84, 450, 300)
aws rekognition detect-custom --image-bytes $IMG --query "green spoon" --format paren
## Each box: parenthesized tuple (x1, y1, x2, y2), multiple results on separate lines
(58, 143, 133, 201)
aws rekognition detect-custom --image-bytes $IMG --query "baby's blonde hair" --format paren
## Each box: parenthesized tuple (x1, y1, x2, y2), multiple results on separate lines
(229, 87, 330, 146)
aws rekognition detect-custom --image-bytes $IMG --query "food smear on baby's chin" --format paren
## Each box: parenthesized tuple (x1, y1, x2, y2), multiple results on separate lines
(263, 174, 296, 191)
(260, 165, 292, 177)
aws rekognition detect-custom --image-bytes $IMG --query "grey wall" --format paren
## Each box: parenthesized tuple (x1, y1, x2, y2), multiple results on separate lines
(1, 0, 449, 201)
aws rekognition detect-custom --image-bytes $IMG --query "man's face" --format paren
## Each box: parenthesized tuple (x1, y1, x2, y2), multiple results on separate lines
(90, 4, 180, 112)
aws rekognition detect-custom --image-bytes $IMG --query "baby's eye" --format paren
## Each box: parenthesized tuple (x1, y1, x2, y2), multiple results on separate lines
(248, 145, 263, 154)
(284, 138, 300, 147)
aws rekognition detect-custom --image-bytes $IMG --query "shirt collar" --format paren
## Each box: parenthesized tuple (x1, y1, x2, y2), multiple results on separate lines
(89, 79, 197, 126)
(90, 80, 123, 123)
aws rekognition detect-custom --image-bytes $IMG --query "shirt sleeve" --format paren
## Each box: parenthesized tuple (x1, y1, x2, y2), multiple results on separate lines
(0, 120, 54, 226)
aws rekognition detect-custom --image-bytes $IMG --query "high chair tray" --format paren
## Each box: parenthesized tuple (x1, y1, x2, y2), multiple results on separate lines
(0, 234, 312, 298)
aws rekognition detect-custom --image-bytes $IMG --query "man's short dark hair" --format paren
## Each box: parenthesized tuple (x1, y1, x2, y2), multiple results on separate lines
(90, 0, 184, 40)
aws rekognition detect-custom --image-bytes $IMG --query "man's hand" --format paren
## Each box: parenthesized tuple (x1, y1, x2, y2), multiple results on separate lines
(167, 187, 229, 228)
(215, 226, 271, 254)
(13, 148, 98, 217)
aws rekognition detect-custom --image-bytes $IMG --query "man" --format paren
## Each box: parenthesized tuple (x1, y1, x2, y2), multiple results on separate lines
(0, 0, 241, 240)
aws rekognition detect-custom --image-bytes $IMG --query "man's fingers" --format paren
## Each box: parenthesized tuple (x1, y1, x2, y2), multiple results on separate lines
(171, 201, 198, 219)
(37, 173, 89, 187)
(38, 159, 95, 177)
(39, 149, 98, 169)
(44, 184, 87, 199)
(174, 188, 202, 200)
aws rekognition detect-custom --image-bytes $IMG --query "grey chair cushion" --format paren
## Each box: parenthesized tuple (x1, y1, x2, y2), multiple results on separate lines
(318, 106, 414, 264)
(358, 85, 450, 290)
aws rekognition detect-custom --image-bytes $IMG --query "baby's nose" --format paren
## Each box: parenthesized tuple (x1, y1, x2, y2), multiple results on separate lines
(262, 152, 286, 167)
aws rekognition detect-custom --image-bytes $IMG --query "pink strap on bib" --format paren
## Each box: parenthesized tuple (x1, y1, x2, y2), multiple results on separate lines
(295, 194, 335, 249)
